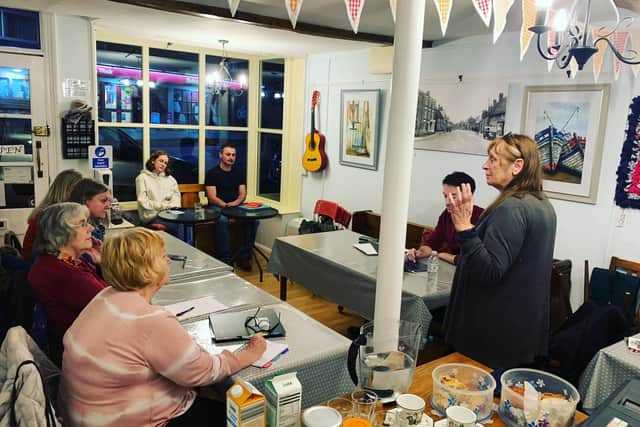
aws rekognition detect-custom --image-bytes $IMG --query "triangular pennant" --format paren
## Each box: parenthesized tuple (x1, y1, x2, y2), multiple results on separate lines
(546, 9, 557, 72)
(570, 57, 579, 79)
(228, 0, 240, 17)
(285, 0, 304, 29)
(390, 0, 397, 22)
(344, 0, 366, 33)
(520, 0, 536, 60)
(493, 0, 515, 43)
(613, 31, 630, 80)
(472, 0, 493, 27)
(592, 28, 609, 82)
(433, 0, 454, 36)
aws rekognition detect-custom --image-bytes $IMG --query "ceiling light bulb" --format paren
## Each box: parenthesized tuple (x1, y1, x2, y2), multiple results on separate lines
(535, 0, 552, 9)
(149, 81, 156, 89)
(274, 93, 281, 99)
(261, 91, 265, 97)
(205, 73, 215, 85)
(136, 80, 143, 87)
(212, 71, 222, 82)
(552, 9, 568, 31)
(121, 79, 131, 86)
(238, 74, 248, 86)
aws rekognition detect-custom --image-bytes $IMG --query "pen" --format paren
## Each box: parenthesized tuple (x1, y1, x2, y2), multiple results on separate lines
(176, 306, 195, 317)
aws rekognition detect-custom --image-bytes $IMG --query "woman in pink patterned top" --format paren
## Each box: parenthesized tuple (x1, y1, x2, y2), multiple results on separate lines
(60, 228, 266, 427)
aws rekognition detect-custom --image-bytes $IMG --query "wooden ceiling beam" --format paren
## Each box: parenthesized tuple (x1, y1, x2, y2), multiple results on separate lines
(108, 0, 433, 48)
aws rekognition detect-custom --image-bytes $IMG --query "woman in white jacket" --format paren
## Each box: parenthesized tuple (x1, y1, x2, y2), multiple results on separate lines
(135, 151, 181, 234)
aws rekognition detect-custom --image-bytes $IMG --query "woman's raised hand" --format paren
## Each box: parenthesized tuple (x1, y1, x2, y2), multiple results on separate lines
(447, 183, 475, 232)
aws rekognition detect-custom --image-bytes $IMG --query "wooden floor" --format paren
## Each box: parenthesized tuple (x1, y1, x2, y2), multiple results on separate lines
(234, 256, 366, 339)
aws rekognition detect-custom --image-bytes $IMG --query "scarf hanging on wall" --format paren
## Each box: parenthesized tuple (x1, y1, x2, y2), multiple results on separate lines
(615, 95, 640, 209)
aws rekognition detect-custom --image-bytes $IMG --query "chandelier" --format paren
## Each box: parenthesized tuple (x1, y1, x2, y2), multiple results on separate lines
(529, 0, 640, 71)
(205, 40, 247, 96)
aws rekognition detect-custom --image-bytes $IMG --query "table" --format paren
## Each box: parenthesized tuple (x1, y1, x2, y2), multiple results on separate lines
(158, 207, 220, 246)
(267, 230, 456, 338)
(153, 272, 354, 408)
(409, 352, 589, 426)
(579, 336, 640, 413)
(159, 231, 232, 283)
(221, 205, 279, 282)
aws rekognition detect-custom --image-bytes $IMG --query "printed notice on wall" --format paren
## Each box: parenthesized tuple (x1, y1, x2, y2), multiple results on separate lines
(62, 78, 90, 98)
(0, 145, 25, 156)
(3, 167, 32, 184)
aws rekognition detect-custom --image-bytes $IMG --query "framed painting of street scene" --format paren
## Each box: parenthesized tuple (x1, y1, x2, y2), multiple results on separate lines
(340, 89, 381, 170)
(521, 84, 610, 204)
(414, 80, 508, 156)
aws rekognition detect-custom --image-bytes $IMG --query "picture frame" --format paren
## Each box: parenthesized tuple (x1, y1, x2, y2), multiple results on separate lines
(340, 89, 381, 170)
(521, 84, 610, 204)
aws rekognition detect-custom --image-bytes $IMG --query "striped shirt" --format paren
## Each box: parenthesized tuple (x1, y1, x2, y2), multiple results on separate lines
(60, 287, 242, 427)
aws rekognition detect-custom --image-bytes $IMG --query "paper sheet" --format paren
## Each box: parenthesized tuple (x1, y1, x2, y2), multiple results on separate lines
(250, 340, 289, 368)
(353, 242, 378, 255)
(165, 296, 227, 321)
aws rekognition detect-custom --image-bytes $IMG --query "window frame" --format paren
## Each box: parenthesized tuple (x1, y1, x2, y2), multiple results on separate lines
(94, 32, 303, 213)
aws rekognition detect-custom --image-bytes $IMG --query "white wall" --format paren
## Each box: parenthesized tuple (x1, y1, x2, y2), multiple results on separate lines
(302, 32, 639, 309)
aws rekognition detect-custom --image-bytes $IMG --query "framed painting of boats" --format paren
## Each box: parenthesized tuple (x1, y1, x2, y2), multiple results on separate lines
(522, 84, 610, 204)
(339, 89, 381, 170)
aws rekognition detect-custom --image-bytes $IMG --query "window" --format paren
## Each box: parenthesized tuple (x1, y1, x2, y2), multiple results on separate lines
(95, 37, 299, 212)
(0, 8, 40, 50)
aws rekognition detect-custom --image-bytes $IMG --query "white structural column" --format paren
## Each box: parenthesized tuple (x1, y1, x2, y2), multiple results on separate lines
(373, 0, 426, 343)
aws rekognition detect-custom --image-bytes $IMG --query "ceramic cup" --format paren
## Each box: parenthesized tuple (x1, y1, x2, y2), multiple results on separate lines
(395, 394, 425, 426)
(445, 405, 477, 427)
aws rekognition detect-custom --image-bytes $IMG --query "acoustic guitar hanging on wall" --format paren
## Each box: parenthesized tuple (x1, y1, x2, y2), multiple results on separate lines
(302, 90, 328, 172)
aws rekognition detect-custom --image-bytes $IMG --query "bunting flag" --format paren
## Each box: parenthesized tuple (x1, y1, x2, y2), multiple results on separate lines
(613, 31, 630, 80)
(570, 57, 579, 79)
(285, 0, 304, 28)
(389, 0, 397, 22)
(433, 0, 454, 36)
(520, 0, 536, 60)
(546, 9, 557, 72)
(228, 0, 240, 17)
(472, 0, 492, 27)
(592, 29, 609, 82)
(344, 0, 366, 33)
(493, 0, 514, 43)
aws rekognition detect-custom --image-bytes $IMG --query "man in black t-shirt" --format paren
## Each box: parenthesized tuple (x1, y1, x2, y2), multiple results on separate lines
(205, 143, 257, 270)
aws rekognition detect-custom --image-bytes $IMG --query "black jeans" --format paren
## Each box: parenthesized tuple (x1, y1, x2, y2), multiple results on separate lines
(166, 396, 226, 426)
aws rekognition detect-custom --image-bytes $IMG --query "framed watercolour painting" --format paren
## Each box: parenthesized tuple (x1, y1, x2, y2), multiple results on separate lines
(521, 84, 610, 204)
(340, 89, 380, 170)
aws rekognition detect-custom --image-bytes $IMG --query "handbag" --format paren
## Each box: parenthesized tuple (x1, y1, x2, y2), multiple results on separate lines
(10, 360, 57, 427)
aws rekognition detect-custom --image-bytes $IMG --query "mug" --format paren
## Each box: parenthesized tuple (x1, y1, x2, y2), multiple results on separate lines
(445, 405, 476, 427)
(395, 394, 425, 426)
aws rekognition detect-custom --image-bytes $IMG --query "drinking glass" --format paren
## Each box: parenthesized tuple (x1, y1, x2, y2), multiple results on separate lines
(327, 397, 353, 419)
(350, 389, 378, 421)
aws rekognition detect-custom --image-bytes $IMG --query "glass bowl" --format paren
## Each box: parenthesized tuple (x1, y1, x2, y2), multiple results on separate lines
(498, 368, 579, 427)
(430, 363, 495, 422)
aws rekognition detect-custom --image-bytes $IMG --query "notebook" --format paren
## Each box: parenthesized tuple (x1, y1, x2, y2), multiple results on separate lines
(209, 308, 286, 343)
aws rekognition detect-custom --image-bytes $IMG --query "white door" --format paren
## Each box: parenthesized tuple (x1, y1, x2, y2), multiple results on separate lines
(0, 53, 49, 236)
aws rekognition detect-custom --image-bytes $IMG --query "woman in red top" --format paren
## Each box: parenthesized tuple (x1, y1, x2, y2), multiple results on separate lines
(28, 202, 107, 365)
(22, 169, 83, 260)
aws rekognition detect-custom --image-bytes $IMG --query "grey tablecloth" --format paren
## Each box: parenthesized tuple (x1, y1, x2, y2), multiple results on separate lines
(579, 335, 640, 413)
(153, 272, 354, 408)
(267, 230, 457, 336)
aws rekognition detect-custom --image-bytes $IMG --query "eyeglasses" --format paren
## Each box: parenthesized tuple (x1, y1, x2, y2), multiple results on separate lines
(244, 306, 281, 336)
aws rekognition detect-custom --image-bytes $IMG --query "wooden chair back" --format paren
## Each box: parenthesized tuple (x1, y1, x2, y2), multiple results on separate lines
(609, 256, 640, 277)
(178, 184, 205, 208)
(351, 210, 433, 250)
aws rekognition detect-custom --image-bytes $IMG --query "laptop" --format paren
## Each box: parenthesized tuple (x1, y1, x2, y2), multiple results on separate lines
(209, 307, 286, 343)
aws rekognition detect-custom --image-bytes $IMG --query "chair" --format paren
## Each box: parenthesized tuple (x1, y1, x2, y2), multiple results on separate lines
(313, 200, 352, 228)
(178, 183, 205, 208)
(351, 210, 432, 249)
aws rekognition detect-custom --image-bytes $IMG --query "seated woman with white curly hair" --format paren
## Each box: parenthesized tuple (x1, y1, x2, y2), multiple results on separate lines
(28, 202, 108, 366)
(60, 227, 266, 427)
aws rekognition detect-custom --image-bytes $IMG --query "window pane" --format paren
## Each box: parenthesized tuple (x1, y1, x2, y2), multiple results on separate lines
(149, 49, 199, 125)
(0, 8, 40, 50)
(258, 133, 282, 202)
(0, 118, 32, 162)
(0, 67, 30, 114)
(204, 130, 247, 184)
(150, 129, 198, 184)
(205, 55, 248, 127)
(98, 127, 142, 201)
(96, 42, 142, 123)
(260, 59, 284, 130)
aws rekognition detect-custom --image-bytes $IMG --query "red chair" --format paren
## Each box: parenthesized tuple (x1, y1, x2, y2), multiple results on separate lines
(313, 200, 352, 228)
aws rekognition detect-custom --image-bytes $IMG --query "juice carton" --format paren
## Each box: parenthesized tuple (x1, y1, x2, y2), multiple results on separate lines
(227, 379, 266, 427)
(265, 372, 302, 427)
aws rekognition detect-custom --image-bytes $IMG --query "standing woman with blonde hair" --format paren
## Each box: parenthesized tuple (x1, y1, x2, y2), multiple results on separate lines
(444, 133, 557, 368)
(23, 169, 83, 260)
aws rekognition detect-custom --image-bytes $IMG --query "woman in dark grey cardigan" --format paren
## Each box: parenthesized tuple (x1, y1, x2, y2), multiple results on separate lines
(444, 133, 557, 368)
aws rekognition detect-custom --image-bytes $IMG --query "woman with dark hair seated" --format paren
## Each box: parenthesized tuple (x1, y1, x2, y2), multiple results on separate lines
(135, 150, 182, 234)
(60, 228, 266, 427)
(68, 178, 111, 243)
(27, 202, 108, 365)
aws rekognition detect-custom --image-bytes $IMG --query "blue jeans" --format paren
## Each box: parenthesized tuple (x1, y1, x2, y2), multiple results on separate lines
(214, 209, 259, 264)
(149, 218, 185, 241)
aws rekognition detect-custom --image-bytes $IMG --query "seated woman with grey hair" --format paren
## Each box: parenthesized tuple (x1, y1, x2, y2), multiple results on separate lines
(60, 228, 266, 427)
(28, 202, 107, 365)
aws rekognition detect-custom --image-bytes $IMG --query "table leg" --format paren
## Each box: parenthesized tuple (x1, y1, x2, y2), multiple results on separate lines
(185, 225, 195, 246)
(280, 275, 288, 301)
(251, 249, 264, 282)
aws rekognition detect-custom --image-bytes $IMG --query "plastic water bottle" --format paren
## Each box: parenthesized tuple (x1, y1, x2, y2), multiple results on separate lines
(426, 251, 439, 290)
(110, 198, 123, 225)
